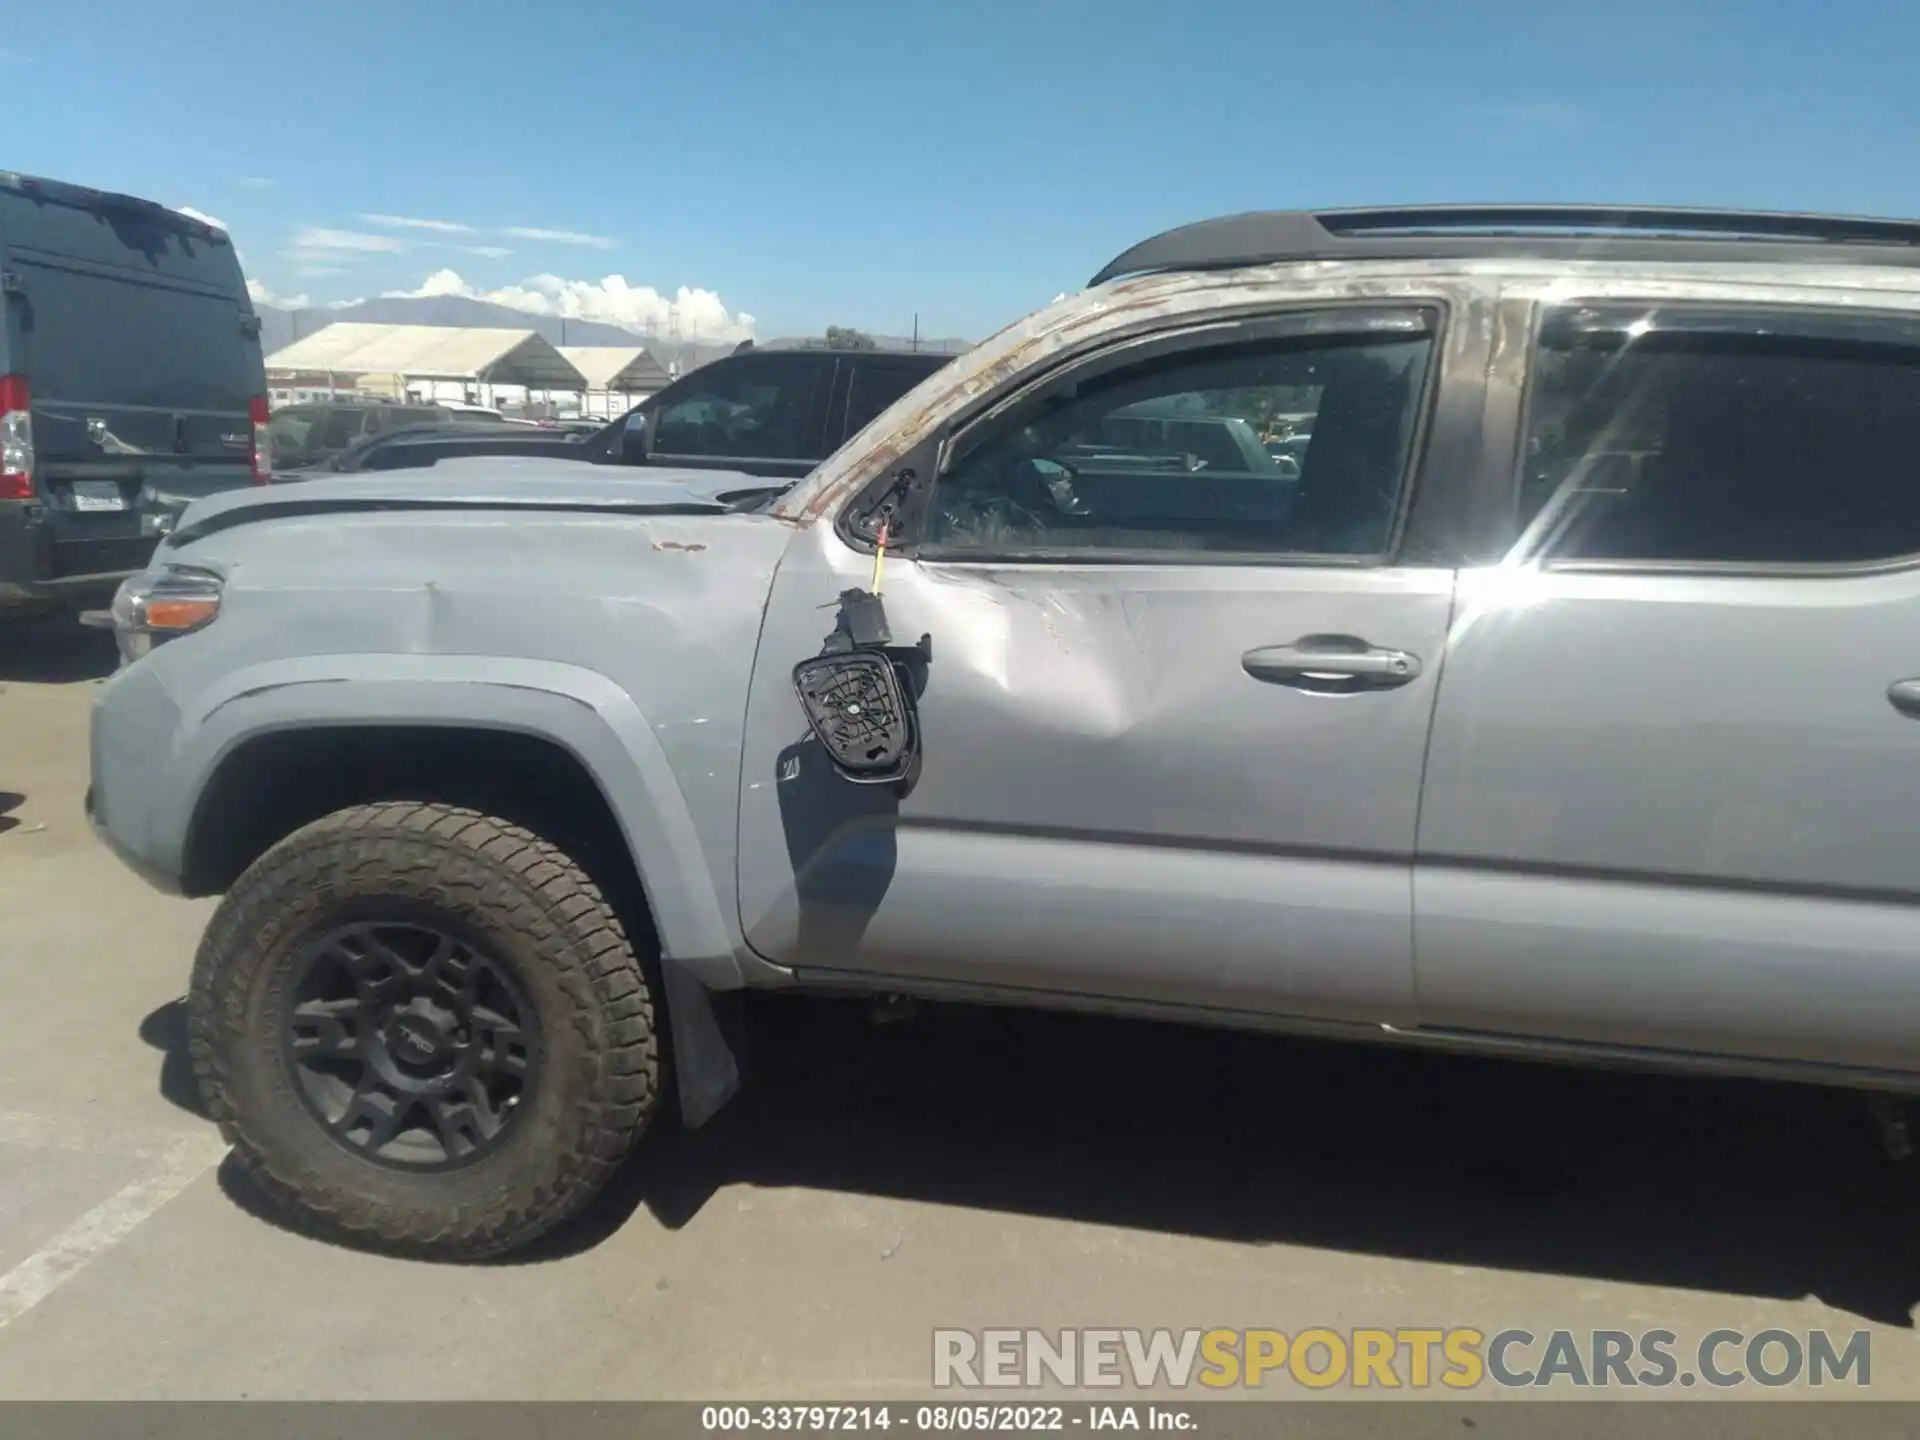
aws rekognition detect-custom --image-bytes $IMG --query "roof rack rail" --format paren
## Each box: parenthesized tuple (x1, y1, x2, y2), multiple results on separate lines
(1089, 204, 1920, 286)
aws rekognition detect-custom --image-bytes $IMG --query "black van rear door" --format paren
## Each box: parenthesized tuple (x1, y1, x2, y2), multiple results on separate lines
(15, 252, 257, 499)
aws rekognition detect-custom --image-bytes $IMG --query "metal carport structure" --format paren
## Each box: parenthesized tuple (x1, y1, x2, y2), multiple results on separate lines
(264, 323, 587, 400)
(558, 346, 673, 418)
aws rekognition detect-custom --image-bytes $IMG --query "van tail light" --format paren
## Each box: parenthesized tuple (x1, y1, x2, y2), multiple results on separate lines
(249, 395, 271, 484)
(0, 373, 33, 501)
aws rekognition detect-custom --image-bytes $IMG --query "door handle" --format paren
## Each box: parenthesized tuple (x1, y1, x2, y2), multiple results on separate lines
(1242, 638, 1423, 692)
(1888, 679, 1920, 718)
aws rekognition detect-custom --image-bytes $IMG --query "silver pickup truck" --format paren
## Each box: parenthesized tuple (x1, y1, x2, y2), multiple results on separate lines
(88, 204, 1920, 1258)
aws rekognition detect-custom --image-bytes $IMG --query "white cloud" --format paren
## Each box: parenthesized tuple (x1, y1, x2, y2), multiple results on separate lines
(237, 175, 275, 188)
(174, 204, 228, 231)
(290, 227, 407, 254)
(459, 244, 515, 259)
(247, 278, 311, 310)
(385, 269, 754, 342)
(363, 212, 475, 234)
(286, 227, 407, 273)
(403, 268, 475, 299)
(504, 227, 618, 250)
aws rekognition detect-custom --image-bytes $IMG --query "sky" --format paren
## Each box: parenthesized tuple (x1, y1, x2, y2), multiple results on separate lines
(8, 0, 1920, 342)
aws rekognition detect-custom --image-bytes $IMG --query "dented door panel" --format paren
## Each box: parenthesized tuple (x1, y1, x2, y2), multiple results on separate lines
(736, 520, 1454, 1024)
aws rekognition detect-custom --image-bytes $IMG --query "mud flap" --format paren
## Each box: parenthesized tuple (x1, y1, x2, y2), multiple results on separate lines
(662, 957, 745, 1130)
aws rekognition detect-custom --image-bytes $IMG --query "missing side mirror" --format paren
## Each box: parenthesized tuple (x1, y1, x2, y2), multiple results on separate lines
(794, 650, 916, 780)
(792, 588, 932, 788)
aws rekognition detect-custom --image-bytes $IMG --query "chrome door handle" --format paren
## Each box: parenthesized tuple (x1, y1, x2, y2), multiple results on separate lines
(1888, 679, 1920, 718)
(1242, 639, 1422, 692)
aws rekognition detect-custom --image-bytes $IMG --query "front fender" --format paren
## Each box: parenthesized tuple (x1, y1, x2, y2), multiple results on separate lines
(169, 654, 747, 989)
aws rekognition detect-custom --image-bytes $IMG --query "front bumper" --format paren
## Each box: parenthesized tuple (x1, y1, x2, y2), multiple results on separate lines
(86, 658, 190, 895)
(0, 500, 158, 607)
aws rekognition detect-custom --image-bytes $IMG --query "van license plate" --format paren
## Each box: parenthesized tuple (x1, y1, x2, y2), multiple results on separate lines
(70, 482, 126, 512)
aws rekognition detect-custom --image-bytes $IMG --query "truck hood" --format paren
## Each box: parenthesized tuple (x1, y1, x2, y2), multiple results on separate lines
(172, 460, 780, 544)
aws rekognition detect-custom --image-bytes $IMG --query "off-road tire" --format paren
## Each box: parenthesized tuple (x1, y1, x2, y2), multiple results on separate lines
(189, 801, 660, 1259)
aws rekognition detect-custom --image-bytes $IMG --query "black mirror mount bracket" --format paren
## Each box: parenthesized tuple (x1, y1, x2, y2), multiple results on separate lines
(792, 587, 933, 794)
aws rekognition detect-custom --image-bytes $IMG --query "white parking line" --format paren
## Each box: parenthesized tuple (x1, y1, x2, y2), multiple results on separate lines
(0, 1109, 198, 1159)
(0, 1113, 228, 1332)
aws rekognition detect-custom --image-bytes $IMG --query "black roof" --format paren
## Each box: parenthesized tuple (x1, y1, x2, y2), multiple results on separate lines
(764, 343, 954, 363)
(0, 170, 229, 243)
(1089, 205, 1920, 286)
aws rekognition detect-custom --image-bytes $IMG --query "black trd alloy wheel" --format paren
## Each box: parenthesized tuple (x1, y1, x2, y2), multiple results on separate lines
(189, 803, 661, 1259)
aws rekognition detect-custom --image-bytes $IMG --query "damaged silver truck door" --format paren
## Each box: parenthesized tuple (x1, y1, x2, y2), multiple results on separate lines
(736, 304, 1461, 1028)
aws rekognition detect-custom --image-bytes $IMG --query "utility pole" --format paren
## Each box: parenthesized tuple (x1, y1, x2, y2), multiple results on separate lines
(911, 313, 919, 352)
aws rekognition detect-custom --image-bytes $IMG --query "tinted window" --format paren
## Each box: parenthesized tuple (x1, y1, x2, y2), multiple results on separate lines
(365, 407, 444, 433)
(1522, 311, 1920, 565)
(14, 260, 254, 411)
(844, 360, 938, 439)
(268, 406, 368, 466)
(265, 408, 318, 467)
(316, 408, 369, 450)
(650, 357, 822, 459)
(927, 332, 1431, 557)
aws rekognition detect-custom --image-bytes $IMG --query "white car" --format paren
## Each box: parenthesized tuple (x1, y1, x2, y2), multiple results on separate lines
(434, 400, 536, 426)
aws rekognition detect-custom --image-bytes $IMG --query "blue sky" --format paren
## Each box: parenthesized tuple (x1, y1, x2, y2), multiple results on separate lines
(8, 0, 1920, 340)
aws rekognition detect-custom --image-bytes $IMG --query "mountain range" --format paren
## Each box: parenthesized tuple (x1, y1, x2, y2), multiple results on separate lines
(258, 296, 971, 377)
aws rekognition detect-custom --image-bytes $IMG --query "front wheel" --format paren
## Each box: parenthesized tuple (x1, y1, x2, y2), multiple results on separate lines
(189, 802, 661, 1259)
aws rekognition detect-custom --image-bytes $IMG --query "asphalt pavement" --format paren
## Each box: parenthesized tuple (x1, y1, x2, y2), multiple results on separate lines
(4, 615, 1920, 1402)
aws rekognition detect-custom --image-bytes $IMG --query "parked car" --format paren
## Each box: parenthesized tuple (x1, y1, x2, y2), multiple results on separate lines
(92, 202, 1920, 1259)
(0, 172, 268, 619)
(435, 400, 508, 423)
(315, 421, 595, 475)
(536, 417, 606, 438)
(266, 401, 453, 472)
(308, 345, 953, 483)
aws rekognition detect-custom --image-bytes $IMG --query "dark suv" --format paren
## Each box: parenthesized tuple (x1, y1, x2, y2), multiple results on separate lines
(0, 172, 267, 618)
(327, 345, 955, 480)
(266, 400, 453, 472)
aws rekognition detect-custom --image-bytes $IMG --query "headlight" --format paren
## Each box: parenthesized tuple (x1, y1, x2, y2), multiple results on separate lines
(109, 565, 224, 662)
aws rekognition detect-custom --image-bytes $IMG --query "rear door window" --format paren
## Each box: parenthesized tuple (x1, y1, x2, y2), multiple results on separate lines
(1520, 306, 1920, 566)
(266, 409, 318, 467)
(650, 356, 829, 460)
(315, 409, 369, 454)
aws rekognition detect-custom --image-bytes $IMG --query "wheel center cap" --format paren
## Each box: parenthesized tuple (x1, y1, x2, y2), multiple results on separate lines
(390, 1013, 449, 1064)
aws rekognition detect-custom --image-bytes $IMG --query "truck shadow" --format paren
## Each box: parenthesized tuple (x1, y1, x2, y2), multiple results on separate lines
(138, 999, 209, 1118)
(578, 993, 1920, 1325)
(183, 984, 1920, 1324)
(0, 614, 118, 684)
